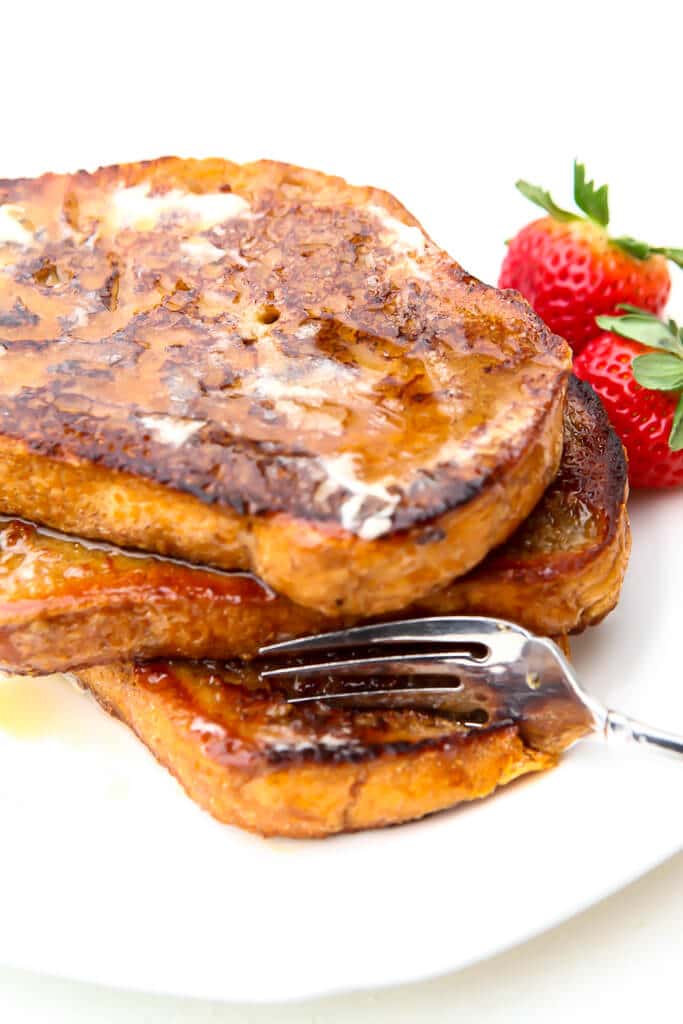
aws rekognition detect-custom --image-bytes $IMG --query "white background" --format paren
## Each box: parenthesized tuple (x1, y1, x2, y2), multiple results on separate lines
(2, 0, 682, 1018)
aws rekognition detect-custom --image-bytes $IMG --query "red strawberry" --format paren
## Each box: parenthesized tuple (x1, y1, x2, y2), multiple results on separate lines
(499, 162, 683, 353)
(574, 307, 683, 488)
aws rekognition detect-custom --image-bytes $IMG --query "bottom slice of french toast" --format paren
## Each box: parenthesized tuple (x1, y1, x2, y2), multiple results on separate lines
(78, 649, 582, 839)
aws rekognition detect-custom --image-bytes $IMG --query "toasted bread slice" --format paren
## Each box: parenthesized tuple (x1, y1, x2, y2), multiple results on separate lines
(0, 158, 569, 615)
(77, 658, 586, 838)
(0, 379, 629, 674)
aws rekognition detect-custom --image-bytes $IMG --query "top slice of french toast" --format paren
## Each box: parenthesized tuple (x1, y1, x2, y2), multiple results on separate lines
(0, 158, 570, 614)
(0, 379, 629, 674)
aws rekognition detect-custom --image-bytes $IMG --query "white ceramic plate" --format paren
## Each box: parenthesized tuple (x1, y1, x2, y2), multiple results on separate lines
(0, 491, 681, 1003)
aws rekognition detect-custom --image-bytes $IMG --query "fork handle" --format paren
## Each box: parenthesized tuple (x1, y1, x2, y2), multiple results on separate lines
(606, 710, 683, 758)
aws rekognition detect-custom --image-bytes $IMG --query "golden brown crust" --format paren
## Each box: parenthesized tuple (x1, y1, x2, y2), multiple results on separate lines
(78, 660, 561, 838)
(0, 157, 570, 614)
(0, 379, 628, 674)
(419, 509, 630, 635)
(416, 377, 631, 634)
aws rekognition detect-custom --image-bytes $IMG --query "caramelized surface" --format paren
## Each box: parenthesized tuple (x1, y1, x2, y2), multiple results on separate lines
(79, 660, 574, 838)
(0, 158, 569, 614)
(0, 380, 629, 673)
(0, 158, 568, 523)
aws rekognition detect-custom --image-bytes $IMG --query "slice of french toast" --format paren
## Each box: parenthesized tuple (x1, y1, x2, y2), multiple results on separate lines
(0, 379, 629, 674)
(0, 158, 570, 616)
(77, 657, 587, 839)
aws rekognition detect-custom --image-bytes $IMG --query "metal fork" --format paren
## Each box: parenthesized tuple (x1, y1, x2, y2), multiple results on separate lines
(258, 616, 683, 757)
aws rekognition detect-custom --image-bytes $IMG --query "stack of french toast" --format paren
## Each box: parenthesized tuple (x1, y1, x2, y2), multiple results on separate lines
(0, 158, 630, 836)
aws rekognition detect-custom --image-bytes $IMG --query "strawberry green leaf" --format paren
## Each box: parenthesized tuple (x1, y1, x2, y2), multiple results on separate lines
(614, 306, 682, 340)
(611, 235, 653, 260)
(612, 237, 683, 267)
(670, 395, 683, 451)
(650, 246, 683, 270)
(515, 180, 577, 222)
(574, 161, 610, 227)
(616, 303, 654, 315)
(632, 352, 683, 391)
(595, 312, 683, 354)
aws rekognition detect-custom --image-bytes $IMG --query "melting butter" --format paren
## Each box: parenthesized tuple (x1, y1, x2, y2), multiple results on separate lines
(0, 673, 80, 741)
(0, 205, 33, 246)
(109, 185, 252, 231)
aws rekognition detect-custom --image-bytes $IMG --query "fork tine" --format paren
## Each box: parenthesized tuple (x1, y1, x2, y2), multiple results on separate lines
(258, 616, 529, 658)
(260, 651, 482, 684)
(286, 687, 486, 719)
